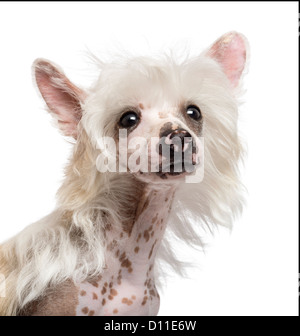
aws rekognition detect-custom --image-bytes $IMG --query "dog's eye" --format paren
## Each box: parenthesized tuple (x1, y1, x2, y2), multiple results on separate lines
(119, 112, 140, 128)
(186, 105, 202, 121)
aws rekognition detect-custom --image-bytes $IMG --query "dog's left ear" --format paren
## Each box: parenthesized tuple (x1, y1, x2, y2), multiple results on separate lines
(206, 31, 248, 88)
(33, 59, 86, 138)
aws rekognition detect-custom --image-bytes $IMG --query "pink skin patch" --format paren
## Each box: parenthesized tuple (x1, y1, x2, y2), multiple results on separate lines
(207, 32, 247, 87)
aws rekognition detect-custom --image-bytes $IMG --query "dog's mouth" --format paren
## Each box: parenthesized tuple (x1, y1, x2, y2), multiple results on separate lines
(136, 140, 201, 180)
(154, 136, 199, 179)
(155, 157, 198, 179)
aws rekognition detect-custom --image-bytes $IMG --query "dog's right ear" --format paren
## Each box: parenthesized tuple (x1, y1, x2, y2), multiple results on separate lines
(33, 59, 86, 139)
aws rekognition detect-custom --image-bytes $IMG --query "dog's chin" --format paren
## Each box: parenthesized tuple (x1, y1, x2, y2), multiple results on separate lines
(155, 170, 188, 180)
(134, 163, 196, 184)
(134, 171, 187, 184)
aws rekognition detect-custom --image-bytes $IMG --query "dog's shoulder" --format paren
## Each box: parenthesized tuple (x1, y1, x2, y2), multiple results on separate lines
(18, 279, 79, 316)
(0, 243, 19, 316)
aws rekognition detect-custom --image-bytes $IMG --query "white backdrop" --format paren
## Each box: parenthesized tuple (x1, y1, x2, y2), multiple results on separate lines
(0, 2, 298, 316)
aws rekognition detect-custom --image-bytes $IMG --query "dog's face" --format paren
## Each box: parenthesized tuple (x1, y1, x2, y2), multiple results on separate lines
(34, 32, 247, 185)
(115, 101, 203, 182)
(87, 62, 206, 183)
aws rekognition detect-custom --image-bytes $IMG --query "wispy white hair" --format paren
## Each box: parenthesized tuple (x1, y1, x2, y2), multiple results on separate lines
(0, 44, 246, 315)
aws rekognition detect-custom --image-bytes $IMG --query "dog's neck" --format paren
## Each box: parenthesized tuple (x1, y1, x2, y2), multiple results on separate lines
(76, 175, 177, 316)
(104, 178, 176, 271)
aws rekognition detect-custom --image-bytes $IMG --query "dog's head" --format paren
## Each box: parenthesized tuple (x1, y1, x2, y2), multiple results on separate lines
(33, 32, 248, 186)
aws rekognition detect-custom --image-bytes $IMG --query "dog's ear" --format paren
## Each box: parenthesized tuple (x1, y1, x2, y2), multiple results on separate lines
(33, 59, 86, 138)
(207, 32, 248, 88)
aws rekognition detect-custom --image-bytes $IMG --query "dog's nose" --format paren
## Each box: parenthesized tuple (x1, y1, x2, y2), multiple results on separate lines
(168, 129, 193, 155)
(169, 129, 192, 149)
(157, 128, 193, 157)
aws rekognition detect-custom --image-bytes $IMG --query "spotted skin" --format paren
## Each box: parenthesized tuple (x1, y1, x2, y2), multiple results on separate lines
(75, 186, 175, 316)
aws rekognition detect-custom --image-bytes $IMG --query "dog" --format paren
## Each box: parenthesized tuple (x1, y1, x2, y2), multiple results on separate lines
(0, 31, 248, 316)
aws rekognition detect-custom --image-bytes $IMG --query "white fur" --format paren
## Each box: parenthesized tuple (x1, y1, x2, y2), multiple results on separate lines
(1, 34, 247, 314)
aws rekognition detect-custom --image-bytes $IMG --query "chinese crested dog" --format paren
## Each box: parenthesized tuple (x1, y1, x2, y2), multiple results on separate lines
(0, 32, 248, 316)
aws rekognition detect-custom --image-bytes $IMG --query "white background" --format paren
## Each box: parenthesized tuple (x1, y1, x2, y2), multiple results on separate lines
(0, 2, 298, 316)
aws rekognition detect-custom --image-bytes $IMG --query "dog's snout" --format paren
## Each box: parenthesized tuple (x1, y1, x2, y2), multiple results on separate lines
(165, 128, 193, 153)
(169, 129, 192, 148)
(157, 127, 194, 158)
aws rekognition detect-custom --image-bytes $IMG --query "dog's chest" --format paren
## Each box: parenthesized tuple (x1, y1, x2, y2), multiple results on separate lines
(75, 188, 175, 316)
